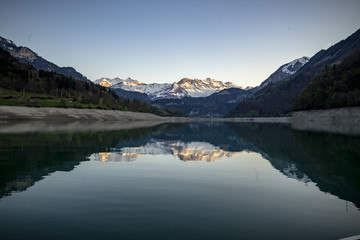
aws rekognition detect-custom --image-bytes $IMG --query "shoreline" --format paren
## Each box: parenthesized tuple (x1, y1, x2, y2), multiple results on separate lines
(291, 107, 360, 135)
(0, 106, 291, 123)
(0, 106, 290, 133)
(0, 106, 189, 133)
(199, 117, 290, 123)
(1, 106, 360, 135)
(0, 120, 171, 134)
(0, 105, 189, 122)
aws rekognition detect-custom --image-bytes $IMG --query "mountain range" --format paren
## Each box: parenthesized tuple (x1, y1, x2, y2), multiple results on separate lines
(1, 28, 359, 117)
(255, 57, 310, 90)
(0, 36, 89, 82)
(0, 35, 314, 117)
(228, 28, 360, 117)
(93, 29, 360, 117)
(94, 56, 309, 116)
(0, 35, 310, 116)
(94, 77, 244, 100)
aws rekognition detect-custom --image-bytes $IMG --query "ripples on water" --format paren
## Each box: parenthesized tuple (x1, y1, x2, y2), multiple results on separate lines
(0, 122, 359, 240)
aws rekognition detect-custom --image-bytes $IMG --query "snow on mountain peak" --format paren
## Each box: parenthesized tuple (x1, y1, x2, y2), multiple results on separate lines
(172, 78, 242, 98)
(94, 77, 244, 100)
(94, 77, 143, 88)
(281, 56, 309, 74)
(99, 78, 111, 87)
(256, 56, 310, 91)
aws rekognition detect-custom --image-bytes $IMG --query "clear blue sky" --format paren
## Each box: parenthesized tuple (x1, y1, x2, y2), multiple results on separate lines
(1, 0, 360, 87)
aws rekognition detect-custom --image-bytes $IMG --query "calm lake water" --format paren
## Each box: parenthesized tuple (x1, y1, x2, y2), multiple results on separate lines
(0, 122, 359, 240)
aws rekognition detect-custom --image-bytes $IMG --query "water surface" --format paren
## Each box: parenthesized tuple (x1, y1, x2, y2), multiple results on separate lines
(0, 122, 359, 240)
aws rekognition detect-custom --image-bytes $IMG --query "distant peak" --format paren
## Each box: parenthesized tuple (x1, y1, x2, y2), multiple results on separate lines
(0, 36, 14, 45)
(178, 78, 193, 85)
(94, 77, 143, 87)
(281, 56, 310, 75)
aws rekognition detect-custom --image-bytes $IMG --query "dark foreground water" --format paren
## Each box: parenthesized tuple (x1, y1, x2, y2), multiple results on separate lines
(0, 122, 359, 240)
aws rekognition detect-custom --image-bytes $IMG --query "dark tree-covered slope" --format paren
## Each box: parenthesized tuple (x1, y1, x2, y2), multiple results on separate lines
(113, 88, 151, 103)
(0, 36, 90, 82)
(228, 28, 360, 117)
(0, 48, 186, 116)
(152, 88, 253, 116)
(293, 50, 360, 110)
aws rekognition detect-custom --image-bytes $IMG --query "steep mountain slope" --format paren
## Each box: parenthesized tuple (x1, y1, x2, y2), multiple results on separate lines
(112, 88, 151, 103)
(94, 77, 242, 100)
(256, 57, 309, 90)
(293, 50, 360, 110)
(153, 88, 253, 116)
(0, 36, 89, 82)
(150, 56, 309, 116)
(0, 48, 186, 116)
(228, 28, 360, 117)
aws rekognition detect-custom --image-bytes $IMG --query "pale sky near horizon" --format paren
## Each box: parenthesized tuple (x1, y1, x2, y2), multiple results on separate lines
(1, 0, 360, 87)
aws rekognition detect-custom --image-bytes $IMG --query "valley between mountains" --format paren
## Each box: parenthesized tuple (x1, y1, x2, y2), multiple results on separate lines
(95, 56, 309, 116)
(1, 28, 360, 118)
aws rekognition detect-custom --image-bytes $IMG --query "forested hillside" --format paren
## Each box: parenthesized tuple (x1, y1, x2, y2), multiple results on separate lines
(0, 49, 186, 117)
(293, 50, 360, 111)
(152, 88, 253, 117)
(227, 28, 360, 117)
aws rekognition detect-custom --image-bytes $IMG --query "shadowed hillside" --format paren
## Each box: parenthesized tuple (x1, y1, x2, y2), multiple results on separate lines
(228, 28, 360, 117)
(0, 48, 186, 116)
(293, 50, 360, 110)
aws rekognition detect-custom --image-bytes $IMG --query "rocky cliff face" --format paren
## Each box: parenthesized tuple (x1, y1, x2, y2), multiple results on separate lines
(291, 107, 360, 135)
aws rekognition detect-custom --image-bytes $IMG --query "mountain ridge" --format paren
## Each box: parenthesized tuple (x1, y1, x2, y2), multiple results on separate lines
(228, 28, 360, 117)
(0, 36, 90, 82)
(94, 77, 244, 100)
(152, 88, 253, 116)
(293, 49, 360, 111)
(255, 56, 309, 90)
(0, 47, 186, 117)
(93, 56, 310, 116)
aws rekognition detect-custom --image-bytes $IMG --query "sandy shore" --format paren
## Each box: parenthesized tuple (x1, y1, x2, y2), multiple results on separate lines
(0, 120, 174, 133)
(0, 106, 292, 123)
(291, 107, 360, 135)
(0, 106, 191, 133)
(0, 106, 188, 122)
(0, 106, 293, 133)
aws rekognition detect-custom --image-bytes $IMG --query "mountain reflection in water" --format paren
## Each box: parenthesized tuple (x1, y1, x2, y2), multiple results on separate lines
(89, 141, 239, 162)
(0, 122, 359, 209)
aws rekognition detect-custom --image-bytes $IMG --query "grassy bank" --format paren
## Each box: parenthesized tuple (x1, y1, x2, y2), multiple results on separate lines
(0, 88, 118, 109)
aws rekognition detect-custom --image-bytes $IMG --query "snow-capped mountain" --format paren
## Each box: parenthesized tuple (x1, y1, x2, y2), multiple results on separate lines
(256, 56, 310, 90)
(93, 77, 141, 87)
(93, 56, 309, 116)
(152, 88, 254, 117)
(94, 57, 308, 102)
(94, 77, 242, 100)
(281, 57, 309, 74)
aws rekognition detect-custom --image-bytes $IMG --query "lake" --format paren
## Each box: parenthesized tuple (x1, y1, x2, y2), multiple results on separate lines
(0, 122, 359, 240)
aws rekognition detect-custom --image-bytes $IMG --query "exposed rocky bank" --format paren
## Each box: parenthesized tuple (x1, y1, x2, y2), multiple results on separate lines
(291, 107, 360, 135)
(0, 106, 187, 122)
